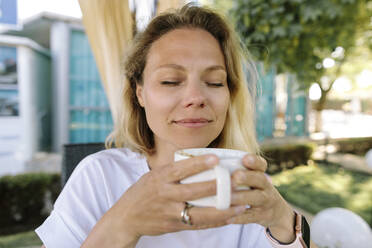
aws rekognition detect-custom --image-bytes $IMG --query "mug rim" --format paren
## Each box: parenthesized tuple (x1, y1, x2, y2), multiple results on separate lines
(175, 148, 248, 159)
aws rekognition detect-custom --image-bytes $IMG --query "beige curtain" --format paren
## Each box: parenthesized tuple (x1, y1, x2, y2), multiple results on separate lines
(78, 0, 133, 124)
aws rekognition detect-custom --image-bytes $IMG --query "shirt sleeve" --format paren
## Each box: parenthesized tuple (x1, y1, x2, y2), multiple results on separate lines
(35, 156, 110, 248)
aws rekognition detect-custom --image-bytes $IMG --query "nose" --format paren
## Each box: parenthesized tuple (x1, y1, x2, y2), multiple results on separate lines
(181, 81, 206, 108)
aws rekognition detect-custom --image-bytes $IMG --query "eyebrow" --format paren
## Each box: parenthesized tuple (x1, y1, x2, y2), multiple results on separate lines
(156, 64, 226, 72)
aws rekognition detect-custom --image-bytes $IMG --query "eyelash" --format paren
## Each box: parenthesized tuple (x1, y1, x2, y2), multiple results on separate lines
(207, 82, 224, 87)
(160, 81, 224, 87)
(161, 81, 179, 85)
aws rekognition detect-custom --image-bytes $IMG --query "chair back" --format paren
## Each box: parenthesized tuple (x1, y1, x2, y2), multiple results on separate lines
(62, 143, 105, 186)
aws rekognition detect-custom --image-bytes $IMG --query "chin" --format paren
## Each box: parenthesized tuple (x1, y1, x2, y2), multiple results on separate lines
(174, 138, 216, 150)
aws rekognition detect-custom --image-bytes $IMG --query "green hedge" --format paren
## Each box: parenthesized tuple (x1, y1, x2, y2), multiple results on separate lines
(333, 137, 372, 155)
(261, 142, 316, 174)
(0, 173, 61, 235)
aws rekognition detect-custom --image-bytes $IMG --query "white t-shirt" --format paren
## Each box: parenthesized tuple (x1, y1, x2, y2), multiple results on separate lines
(35, 148, 273, 248)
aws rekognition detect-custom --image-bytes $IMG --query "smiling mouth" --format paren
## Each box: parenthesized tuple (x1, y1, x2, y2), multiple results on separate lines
(173, 118, 212, 128)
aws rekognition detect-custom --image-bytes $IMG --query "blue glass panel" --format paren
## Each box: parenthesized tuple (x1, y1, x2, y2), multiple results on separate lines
(69, 109, 113, 143)
(69, 30, 113, 143)
(0, 46, 18, 116)
(285, 74, 308, 136)
(0, 89, 18, 116)
(0, 46, 17, 84)
(255, 63, 276, 141)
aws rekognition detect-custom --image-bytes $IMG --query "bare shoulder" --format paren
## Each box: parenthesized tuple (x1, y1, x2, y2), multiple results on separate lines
(41, 245, 46, 248)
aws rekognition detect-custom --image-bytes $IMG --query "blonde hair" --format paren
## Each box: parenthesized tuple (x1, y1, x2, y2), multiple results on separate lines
(106, 3, 259, 155)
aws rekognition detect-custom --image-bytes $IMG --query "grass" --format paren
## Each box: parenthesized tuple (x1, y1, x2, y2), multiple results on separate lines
(0, 230, 41, 248)
(272, 162, 372, 226)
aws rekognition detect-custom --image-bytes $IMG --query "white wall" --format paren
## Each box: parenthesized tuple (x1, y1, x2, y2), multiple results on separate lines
(51, 22, 70, 152)
(0, 116, 24, 176)
(0, 36, 51, 175)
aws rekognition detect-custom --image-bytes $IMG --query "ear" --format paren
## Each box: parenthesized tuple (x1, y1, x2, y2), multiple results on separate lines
(136, 85, 145, 107)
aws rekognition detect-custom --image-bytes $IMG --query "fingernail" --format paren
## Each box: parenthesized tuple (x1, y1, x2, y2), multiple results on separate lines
(234, 205, 246, 215)
(205, 155, 218, 166)
(245, 156, 255, 165)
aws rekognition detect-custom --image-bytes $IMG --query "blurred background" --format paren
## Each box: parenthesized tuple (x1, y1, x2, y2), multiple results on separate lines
(0, 0, 371, 247)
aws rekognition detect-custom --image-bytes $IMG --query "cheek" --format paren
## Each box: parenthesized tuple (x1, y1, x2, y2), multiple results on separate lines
(214, 90, 230, 118)
(142, 88, 176, 122)
(218, 93, 230, 133)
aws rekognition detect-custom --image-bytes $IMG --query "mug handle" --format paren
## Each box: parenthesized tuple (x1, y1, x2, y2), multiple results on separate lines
(214, 166, 231, 210)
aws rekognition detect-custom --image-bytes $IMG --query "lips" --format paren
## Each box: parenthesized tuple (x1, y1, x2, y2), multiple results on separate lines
(173, 118, 212, 127)
(175, 118, 211, 123)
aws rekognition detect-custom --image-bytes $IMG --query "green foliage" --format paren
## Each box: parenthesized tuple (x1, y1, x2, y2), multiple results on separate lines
(200, 0, 233, 15)
(231, 0, 372, 88)
(0, 173, 61, 235)
(0, 230, 42, 248)
(261, 142, 316, 174)
(272, 163, 372, 227)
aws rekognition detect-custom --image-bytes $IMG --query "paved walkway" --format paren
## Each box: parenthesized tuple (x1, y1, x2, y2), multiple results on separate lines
(0, 152, 62, 177)
(327, 153, 372, 174)
(24, 152, 62, 174)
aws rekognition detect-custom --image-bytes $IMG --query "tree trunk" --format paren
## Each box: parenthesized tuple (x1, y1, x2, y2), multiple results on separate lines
(314, 88, 329, 132)
(313, 65, 343, 132)
(313, 53, 346, 133)
(315, 110, 323, 133)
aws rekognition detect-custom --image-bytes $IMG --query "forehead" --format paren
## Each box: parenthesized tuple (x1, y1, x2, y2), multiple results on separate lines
(145, 28, 225, 69)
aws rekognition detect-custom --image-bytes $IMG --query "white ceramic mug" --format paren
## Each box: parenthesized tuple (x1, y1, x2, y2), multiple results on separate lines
(174, 148, 249, 210)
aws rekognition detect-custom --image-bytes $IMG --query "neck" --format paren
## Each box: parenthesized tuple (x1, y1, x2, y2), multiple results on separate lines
(146, 141, 179, 170)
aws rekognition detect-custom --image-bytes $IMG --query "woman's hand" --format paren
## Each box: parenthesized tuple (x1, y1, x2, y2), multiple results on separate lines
(82, 154, 246, 248)
(228, 155, 296, 243)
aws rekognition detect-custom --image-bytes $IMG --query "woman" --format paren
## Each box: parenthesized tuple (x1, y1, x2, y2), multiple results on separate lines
(36, 4, 310, 248)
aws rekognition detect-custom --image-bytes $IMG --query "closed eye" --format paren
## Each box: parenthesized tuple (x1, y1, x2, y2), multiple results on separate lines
(206, 82, 224, 87)
(161, 81, 180, 86)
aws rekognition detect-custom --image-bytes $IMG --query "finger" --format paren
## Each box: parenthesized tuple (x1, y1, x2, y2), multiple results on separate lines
(227, 208, 262, 225)
(167, 180, 217, 202)
(231, 170, 270, 190)
(190, 222, 226, 230)
(186, 205, 247, 226)
(242, 155, 267, 172)
(230, 189, 265, 207)
(165, 155, 218, 182)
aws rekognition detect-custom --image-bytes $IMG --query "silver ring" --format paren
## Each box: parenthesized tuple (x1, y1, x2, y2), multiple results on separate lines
(181, 203, 193, 225)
